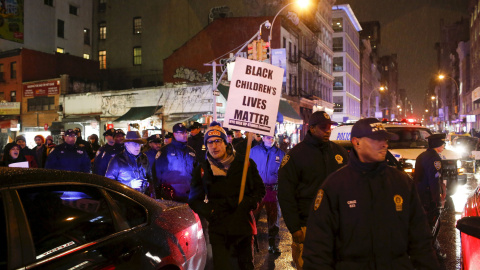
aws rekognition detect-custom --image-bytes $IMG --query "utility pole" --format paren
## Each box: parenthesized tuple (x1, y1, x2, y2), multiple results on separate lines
(204, 61, 222, 122)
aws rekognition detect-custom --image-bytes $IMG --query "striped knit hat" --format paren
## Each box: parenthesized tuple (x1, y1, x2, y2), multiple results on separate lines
(204, 122, 228, 145)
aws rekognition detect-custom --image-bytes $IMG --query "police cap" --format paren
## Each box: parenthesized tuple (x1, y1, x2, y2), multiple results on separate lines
(427, 133, 446, 148)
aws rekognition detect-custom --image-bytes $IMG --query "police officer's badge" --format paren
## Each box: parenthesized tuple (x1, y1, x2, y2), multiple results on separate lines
(314, 189, 324, 211)
(202, 145, 206, 150)
(280, 155, 290, 168)
(394, 195, 403, 211)
(335, 154, 343, 164)
(323, 112, 330, 119)
(434, 161, 441, 170)
(155, 151, 161, 159)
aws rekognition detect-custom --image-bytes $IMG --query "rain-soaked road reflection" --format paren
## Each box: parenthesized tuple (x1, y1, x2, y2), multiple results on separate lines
(254, 174, 479, 270)
(438, 174, 478, 270)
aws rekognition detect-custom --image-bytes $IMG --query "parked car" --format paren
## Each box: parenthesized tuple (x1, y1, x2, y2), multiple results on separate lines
(0, 167, 206, 270)
(457, 183, 480, 270)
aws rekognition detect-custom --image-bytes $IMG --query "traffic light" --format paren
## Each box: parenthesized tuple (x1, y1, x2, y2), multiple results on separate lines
(248, 40, 258, 60)
(260, 40, 270, 61)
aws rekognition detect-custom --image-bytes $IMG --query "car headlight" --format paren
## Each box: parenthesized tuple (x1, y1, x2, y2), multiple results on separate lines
(457, 160, 462, 168)
(404, 159, 416, 169)
(456, 146, 466, 154)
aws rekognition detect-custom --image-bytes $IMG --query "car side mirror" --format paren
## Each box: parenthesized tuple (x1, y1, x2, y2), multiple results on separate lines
(456, 216, 480, 238)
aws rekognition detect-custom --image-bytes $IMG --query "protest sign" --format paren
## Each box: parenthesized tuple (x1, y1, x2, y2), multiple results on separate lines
(224, 57, 284, 137)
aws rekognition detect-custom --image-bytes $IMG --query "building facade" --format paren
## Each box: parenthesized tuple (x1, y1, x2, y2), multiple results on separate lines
(331, 4, 362, 123)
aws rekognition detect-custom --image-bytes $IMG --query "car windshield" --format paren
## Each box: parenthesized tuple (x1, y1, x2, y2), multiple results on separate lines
(386, 127, 432, 149)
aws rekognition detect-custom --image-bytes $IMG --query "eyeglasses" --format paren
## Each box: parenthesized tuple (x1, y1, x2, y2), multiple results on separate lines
(206, 139, 223, 146)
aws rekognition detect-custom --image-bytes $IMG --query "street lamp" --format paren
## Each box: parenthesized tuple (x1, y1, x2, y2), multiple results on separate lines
(367, 87, 386, 117)
(268, 0, 309, 63)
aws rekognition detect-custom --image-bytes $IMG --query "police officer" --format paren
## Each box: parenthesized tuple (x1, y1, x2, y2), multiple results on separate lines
(105, 131, 155, 198)
(187, 121, 206, 163)
(153, 123, 197, 202)
(188, 122, 265, 270)
(92, 128, 125, 176)
(250, 135, 285, 254)
(163, 132, 173, 146)
(144, 134, 162, 170)
(414, 133, 447, 258)
(232, 129, 244, 147)
(45, 129, 91, 173)
(303, 118, 440, 269)
(74, 127, 95, 160)
(278, 111, 348, 269)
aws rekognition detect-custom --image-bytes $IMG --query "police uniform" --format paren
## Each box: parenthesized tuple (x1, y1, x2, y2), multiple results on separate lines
(144, 134, 162, 171)
(45, 143, 91, 173)
(303, 118, 439, 269)
(74, 128, 95, 160)
(92, 129, 125, 176)
(153, 124, 197, 202)
(250, 141, 285, 253)
(187, 122, 207, 163)
(414, 133, 446, 249)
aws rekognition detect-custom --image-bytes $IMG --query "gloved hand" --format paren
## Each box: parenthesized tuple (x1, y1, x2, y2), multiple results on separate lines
(130, 179, 145, 189)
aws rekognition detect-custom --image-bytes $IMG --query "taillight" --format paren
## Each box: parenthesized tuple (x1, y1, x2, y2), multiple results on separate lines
(193, 212, 204, 240)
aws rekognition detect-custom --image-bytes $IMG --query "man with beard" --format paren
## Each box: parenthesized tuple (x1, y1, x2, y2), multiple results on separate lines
(33, 135, 48, 168)
(154, 123, 196, 202)
(278, 111, 348, 269)
(92, 128, 125, 176)
(45, 129, 91, 173)
(303, 118, 439, 269)
(144, 134, 162, 171)
(105, 131, 155, 198)
(189, 122, 265, 270)
(188, 122, 206, 163)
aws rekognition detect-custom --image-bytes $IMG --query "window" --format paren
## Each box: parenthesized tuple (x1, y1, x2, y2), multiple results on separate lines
(133, 47, 142, 65)
(18, 186, 116, 260)
(99, 0, 106, 12)
(27, 97, 55, 111)
(288, 41, 292, 60)
(107, 191, 147, 228)
(333, 57, 343, 71)
(44, 0, 53, 6)
(69, 5, 78, 15)
(0, 64, 4, 81)
(11, 91, 16, 102)
(10, 62, 16, 79)
(334, 77, 343, 90)
(99, 50, 106, 69)
(283, 37, 286, 48)
(83, 54, 90, 59)
(332, 18, 343, 32)
(333, 37, 343, 52)
(57, 19, 64, 38)
(133, 17, 142, 34)
(84, 28, 90, 45)
(0, 92, 4, 101)
(334, 96, 344, 112)
(99, 22, 106, 40)
(56, 47, 64, 53)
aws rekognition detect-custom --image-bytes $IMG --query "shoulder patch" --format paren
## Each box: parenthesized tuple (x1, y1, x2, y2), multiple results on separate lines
(434, 161, 441, 170)
(96, 150, 101, 157)
(314, 189, 324, 211)
(335, 154, 343, 164)
(280, 155, 290, 168)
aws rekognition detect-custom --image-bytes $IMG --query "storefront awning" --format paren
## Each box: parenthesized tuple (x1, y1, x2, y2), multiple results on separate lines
(217, 84, 302, 124)
(114, 106, 162, 122)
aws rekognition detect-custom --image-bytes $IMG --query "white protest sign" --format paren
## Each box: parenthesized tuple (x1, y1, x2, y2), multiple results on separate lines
(224, 57, 283, 136)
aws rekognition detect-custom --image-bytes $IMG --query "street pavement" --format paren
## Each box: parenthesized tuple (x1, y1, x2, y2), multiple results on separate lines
(254, 173, 479, 270)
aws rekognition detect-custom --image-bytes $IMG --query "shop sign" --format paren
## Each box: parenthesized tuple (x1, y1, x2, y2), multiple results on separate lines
(224, 57, 283, 136)
(0, 102, 20, 115)
(23, 80, 60, 97)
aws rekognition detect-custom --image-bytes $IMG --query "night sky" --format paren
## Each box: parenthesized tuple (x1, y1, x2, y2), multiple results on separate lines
(334, 0, 470, 118)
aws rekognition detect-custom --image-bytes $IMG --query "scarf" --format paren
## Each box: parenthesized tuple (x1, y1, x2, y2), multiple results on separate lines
(207, 144, 235, 176)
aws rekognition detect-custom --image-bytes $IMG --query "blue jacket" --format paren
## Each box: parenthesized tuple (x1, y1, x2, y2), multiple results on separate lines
(105, 150, 154, 196)
(250, 143, 285, 185)
(45, 143, 91, 173)
(153, 139, 197, 200)
(413, 148, 443, 208)
(92, 143, 124, 176)
(144, 148, 158, 171)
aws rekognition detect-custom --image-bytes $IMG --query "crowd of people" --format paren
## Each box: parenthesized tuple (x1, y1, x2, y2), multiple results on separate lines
(0, 112, 446, 269)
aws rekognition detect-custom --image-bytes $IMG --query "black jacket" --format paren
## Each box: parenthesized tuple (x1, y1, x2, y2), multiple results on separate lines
(45, 143, 91, 173)
(188, 154, 266, 236)
(278, 132, 349, 234)
(187, 132, 206, 163)
(303, 151, 439, 270)
(414, 148, 443, 208)
(92, 143, 124, 176)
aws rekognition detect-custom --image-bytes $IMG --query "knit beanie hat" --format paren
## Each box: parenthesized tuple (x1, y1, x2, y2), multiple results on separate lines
(204, 122, 228, 145)
(15, 135, 26, 142)
(34, 135, 45, 144)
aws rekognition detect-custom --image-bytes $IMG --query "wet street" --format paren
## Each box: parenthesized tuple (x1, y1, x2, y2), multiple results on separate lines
(254, 174, 479, 269)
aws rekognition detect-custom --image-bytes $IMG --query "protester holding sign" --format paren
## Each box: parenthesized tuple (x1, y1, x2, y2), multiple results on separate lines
(188, 122, 265, 270)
